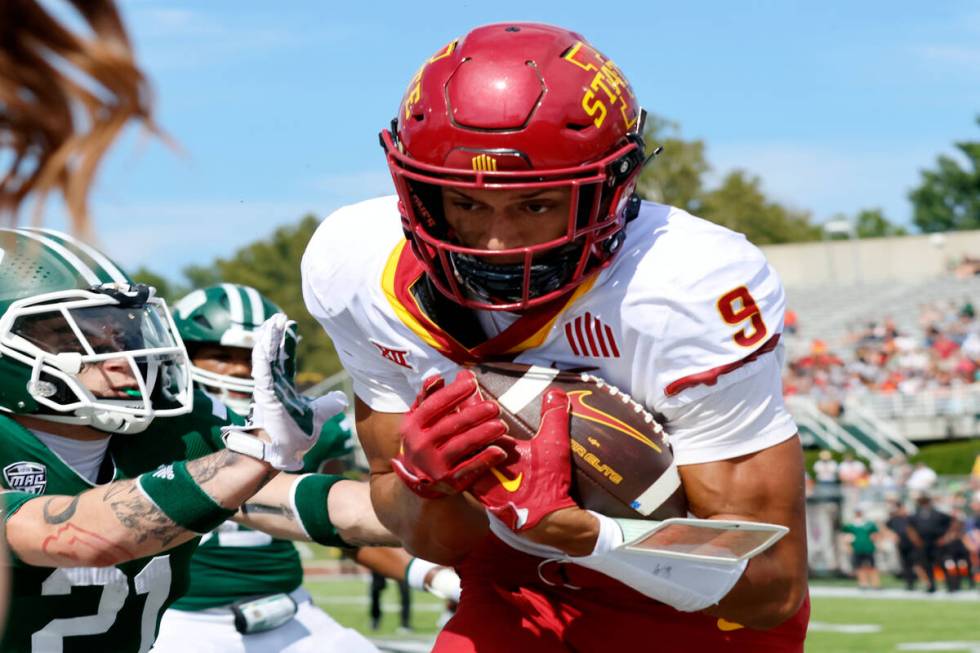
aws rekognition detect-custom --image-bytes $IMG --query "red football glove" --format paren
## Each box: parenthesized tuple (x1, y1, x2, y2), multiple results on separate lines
(391, 370, 510, 498)
(469, 389, 577, 531)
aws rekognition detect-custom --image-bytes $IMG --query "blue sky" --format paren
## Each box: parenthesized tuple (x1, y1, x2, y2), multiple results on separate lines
(43, 0, 980, 276)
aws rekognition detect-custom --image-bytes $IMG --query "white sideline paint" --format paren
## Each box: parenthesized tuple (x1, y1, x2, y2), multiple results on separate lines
(897, 643, 980, 652)
(809, 586, 980, 602)
(309, 595, 444, 612)
(808, 621, 881, 634)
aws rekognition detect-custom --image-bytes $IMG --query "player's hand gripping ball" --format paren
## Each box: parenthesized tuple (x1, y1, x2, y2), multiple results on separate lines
(469, 387, 578, 530)
(392, 371, 511, 498)
(468, 363, 687, 525)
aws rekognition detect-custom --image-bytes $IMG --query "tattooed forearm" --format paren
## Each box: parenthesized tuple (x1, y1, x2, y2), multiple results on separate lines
(186, 448, 239, 484)
(241, 502, 296, 521)
(43, 495, 80, 524)
(103, 481, 185, 548)
(187, 449, 278, 498)
(42, 523, 134, 566)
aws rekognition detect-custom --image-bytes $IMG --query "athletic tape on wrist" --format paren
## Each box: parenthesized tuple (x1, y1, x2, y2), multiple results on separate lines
(406, 557, 440, 591)
(138, 461, 236, 534)
(580, 511, 625, 557)
(290, 473, 349, 547)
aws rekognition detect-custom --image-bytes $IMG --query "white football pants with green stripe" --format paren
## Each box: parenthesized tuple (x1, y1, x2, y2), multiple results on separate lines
(151, 589, 379, 653)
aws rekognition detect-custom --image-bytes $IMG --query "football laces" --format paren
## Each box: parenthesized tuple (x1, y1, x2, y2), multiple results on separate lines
(577, 372, 668, 441)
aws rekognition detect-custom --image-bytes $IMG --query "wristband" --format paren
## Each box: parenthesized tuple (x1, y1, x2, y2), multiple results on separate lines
(138, 461, 236, 534)
(406, 558, 462, 602)
(406, 557, 440, 591)
(290, 473, 349, 547)
(578, 511, 626, 558)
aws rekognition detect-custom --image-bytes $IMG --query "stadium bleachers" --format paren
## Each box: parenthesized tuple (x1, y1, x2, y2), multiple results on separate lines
(784, 276, 980, 353)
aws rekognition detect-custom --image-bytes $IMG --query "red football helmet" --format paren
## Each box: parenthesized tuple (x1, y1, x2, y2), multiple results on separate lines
(381, 22, 647, 312)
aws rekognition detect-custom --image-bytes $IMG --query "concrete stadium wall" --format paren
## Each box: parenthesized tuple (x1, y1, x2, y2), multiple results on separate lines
(759, 230, 980, 287)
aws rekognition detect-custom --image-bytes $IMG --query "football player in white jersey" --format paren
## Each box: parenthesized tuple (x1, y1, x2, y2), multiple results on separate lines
(302, 22, 808, 653)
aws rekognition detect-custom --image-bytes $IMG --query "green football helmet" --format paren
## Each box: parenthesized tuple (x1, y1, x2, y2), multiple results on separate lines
(172, 284, 282, 416)
(0, 228, 193, 434)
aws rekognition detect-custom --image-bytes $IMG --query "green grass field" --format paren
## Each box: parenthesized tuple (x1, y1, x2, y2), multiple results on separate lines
(304, 576, 980, 652)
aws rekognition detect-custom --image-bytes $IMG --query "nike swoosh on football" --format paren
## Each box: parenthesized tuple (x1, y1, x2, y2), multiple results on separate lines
(489, 467, 523, 492)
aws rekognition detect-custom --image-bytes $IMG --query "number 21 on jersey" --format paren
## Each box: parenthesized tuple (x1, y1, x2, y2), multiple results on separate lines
(717, 286, 768, 347)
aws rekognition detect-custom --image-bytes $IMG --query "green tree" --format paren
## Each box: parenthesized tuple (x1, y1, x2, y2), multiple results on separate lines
(854, 208, 907, 238)
(634, 114, 823, 244)
(207, 215, 339, 382)
(181, 264, 222, 290)
(131, 266, 184, 302)
(909, 117, 980, 232)
(635, 114, 709, 214)
(698, 170, 822, 245)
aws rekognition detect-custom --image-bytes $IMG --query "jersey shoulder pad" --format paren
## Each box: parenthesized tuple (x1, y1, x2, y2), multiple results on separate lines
(302, 195, 402, 320)
(623, 205, 786, 403)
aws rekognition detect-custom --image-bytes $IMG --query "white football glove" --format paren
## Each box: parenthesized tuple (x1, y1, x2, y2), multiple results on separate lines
(222, 313, 347, 471)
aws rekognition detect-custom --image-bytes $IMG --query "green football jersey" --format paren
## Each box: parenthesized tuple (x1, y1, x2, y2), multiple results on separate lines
(170, 412, 355, 611)
(0, 390, 232, 653)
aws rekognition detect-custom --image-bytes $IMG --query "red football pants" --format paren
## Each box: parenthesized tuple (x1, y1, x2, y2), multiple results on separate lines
(434, 534, 809, 653)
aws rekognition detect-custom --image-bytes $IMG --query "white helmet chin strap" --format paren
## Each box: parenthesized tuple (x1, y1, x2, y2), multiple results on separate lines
(32, 407, 154, 435)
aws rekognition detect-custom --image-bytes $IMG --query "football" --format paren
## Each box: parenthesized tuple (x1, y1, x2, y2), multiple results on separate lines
(471, 362, 688, 520)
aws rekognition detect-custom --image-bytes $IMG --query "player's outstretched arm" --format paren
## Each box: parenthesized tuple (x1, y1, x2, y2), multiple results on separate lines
(4, 449, 276, 568)
(232, 472, 399, 547)
(356, 396, 492, 565)
(353, 547, 462, 602)
(679, 435, 808, 629)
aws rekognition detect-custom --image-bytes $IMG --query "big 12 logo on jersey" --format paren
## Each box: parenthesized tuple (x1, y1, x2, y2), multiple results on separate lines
(3, 461, 47, 494)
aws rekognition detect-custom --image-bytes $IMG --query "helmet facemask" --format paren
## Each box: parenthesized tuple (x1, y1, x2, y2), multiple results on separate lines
(186, 342, 255, 418)
(384, 127, 645, 312)
(381, 23, 649, 312)
(0, 283, 193, 434)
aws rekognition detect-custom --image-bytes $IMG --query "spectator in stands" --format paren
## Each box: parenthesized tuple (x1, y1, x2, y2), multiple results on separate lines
(919, 303, 944, 332)
(890, 454, 913, 488)
(868, 456, 898, 493)
(841, 508, 881, 589)
(784, 308, 799, 335)
(960, 300, 975, 320)
(907, 462, 939, 492)
(838, 453, 868, 487)
(929, 327, 960, 360)
(908, 494, 953, 593)
(813, 450, 839, 486)
(884, 501, 919, 590)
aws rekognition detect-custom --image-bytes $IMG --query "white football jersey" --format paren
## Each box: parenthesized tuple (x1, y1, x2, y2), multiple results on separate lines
(302, 196, 797, 466)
